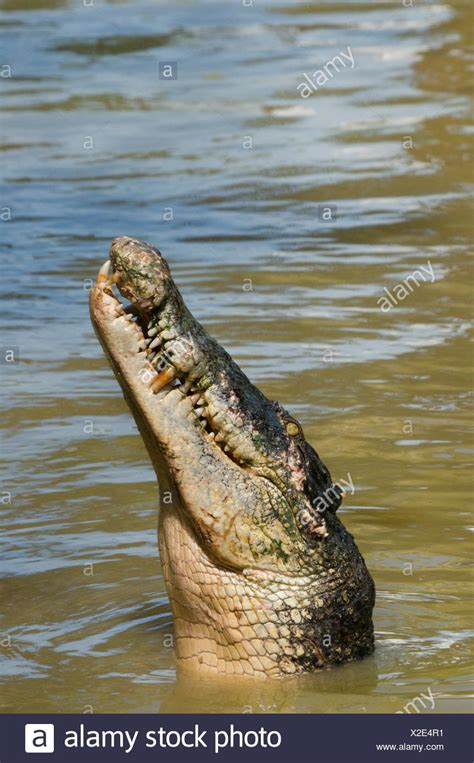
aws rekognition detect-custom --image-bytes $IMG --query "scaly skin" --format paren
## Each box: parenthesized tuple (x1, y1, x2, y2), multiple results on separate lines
(90, 237, 375, 678)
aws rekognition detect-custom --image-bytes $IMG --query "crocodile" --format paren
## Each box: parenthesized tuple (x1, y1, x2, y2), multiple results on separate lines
(90, 236, 375, 678)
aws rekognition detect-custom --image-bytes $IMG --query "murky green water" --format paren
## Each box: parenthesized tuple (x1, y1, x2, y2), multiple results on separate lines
(1, 0, 472, 714)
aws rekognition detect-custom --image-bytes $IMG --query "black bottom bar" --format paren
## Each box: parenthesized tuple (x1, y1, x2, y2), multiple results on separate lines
(3, 713, 472, 763)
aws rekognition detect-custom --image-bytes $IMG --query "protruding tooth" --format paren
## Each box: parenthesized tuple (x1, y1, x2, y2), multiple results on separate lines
(190, 393, 200, 405)
(224, 445, 230, 453)
(125, 321, 141, 333)
(147, 326, 159, 337)
(197, 396, 205, 406)
(215, 432, 225, 442)
(195, 407, 204, 417)
(149, 336, 161, 349)
(150, 366, 176, 393)
(96, 260, 113, 285)
(208, 432, 215, 440)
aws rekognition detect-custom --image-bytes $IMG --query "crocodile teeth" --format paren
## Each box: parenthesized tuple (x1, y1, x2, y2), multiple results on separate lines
(223, 444, 230, 453)
(180, 380, 193, 394)
(195, 407, 204, 417)
(190, 393, 201, 404)
(215, 432, 225, 442)
(149, 336, 161, 349)
(150, 366, 176, 393)
(208, 432, 215, 440)
(147, 326, 159, 337)
(125, 321, 141, 333)
(96, 259, 113, 285)
(150, 354, 168, 368)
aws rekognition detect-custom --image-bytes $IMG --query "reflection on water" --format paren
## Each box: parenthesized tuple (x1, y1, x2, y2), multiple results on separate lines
(1, 0, 472, 713)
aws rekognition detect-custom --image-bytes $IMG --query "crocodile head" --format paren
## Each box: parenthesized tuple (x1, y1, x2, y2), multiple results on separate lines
(90, 236, 375, 678)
